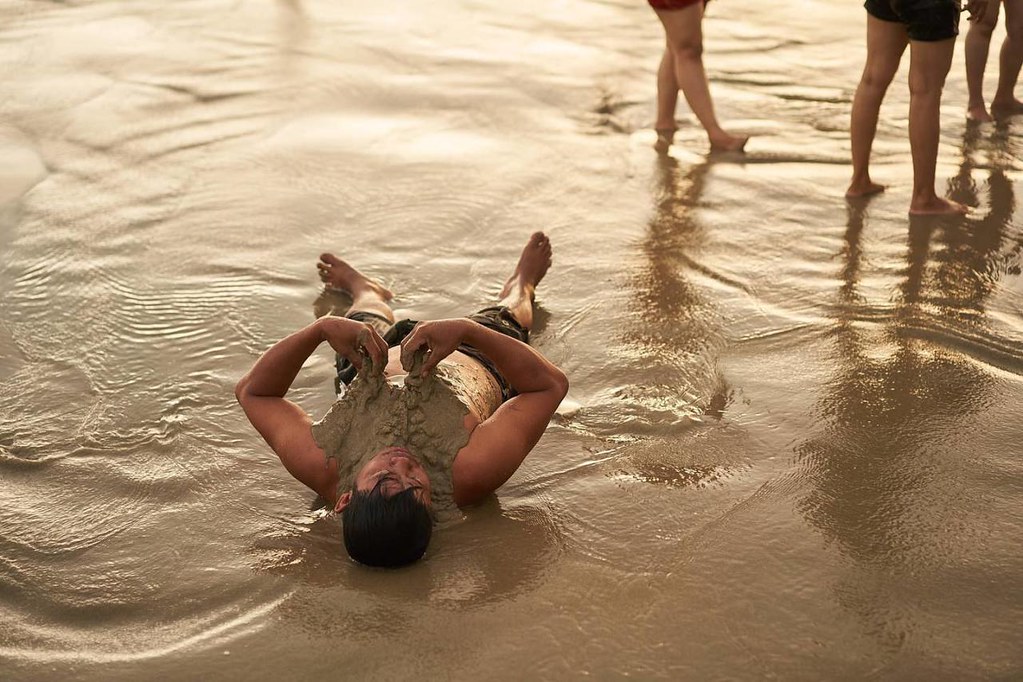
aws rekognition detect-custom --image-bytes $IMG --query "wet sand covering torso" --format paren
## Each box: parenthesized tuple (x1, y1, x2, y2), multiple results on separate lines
(1, 0, 1022, 680)
(312, 351, 501, 516)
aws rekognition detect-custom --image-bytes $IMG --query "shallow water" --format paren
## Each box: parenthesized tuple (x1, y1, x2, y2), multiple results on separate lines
(2, 0, 1022, 679)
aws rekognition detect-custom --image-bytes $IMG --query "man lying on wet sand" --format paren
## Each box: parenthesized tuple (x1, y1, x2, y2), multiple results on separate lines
(235, 233, 568, 568)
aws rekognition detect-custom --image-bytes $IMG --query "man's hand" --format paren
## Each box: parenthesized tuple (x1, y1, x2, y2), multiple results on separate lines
(399, 318, 473, 375)
(964, 0, 988, 22)
(319, 317, 388, 374)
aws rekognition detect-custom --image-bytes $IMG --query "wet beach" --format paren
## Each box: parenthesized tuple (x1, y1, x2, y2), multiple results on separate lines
(1, 0, 1022, 679)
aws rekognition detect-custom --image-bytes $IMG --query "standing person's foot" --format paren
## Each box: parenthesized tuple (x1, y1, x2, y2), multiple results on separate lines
(846, 177, 886, 198)
(500, 232, 553, 301)
(991, 97, 1023, 116)
(967, 104, 994, 122)
(709, 131, 749, 152)
(908, 196, 969, 215)
(655, 127, 676, 153)
(317, 253, 393, 300)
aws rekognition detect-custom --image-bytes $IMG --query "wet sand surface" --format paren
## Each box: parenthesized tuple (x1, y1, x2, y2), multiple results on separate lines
(1, 0, 1022, 679)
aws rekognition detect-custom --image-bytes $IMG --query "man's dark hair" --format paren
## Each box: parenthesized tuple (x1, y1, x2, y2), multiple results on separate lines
(341, 487, 433, 567)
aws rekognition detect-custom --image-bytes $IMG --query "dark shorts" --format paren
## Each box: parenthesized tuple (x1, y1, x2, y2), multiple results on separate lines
(648, 0, 706, 10)
(335, 307, 529, 401)
(864, 0, 960, 41)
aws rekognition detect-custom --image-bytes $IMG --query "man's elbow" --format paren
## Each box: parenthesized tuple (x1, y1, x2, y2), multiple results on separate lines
(234, 375, 251, 404)
(551, 367, 569, 401)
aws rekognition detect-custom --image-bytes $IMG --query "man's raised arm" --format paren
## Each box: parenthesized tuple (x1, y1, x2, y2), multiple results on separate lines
(235, 317, 387, 500)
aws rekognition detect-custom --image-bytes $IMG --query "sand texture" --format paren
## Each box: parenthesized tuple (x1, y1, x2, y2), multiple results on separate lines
(311, 353, 490, 519)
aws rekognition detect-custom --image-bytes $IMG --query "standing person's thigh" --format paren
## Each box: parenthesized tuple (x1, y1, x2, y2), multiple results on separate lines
(908, 38, 956, 90)
(1004, 0, 1023, 36)
(864, 13, 910, 80)
(978, 0, 1002, 32)
(655, 2, 705, 54)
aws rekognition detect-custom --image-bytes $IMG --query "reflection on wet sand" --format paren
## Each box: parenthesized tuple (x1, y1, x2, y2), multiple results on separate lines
(797, 126, 1022, 653)
(611, 154, 744, 489)
(626, 154, 720, 416)
(2, 0, 1022, 676)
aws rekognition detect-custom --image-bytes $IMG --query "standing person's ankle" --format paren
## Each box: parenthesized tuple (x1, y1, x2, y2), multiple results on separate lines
(846, 174, 886, 198)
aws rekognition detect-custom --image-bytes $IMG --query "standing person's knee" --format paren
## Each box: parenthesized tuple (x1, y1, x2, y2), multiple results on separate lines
(861, 60, 899, 91)
(668, 38, 703, 61)
(908, 71, 947, 97)
(972, 15, 998, 37)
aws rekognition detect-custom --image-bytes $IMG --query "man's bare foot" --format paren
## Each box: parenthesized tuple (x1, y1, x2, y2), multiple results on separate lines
(498, 232, 552, 331)
(967, 104, 994, 122)
(908, 196, 969, 216)
(500, 232, 552, 300)
(317, 253, 393, 300)
(709, 132, 749, 153)
(846, 178, 886, 198)
(991, 98, 1023, 116)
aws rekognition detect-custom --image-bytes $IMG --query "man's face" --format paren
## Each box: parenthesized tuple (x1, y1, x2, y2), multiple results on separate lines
(347, 446, 432, 506)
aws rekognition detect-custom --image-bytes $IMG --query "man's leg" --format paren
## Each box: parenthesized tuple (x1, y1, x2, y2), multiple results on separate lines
(655, 5, 748, 152)
(847, 15, 908, 198)
(655, 43, 680, 150)
(907, 37, 967, 214)
(965, 0, 1000, 121)
(992, 0, 1023, 112)
(495, 232, 552, 332)
(317, 253, 395, 322)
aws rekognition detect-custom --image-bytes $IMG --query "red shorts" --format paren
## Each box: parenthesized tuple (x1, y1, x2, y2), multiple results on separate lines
(648, 0, 706, 9)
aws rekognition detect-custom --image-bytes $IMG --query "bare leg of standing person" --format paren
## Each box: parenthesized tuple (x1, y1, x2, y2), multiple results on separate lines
(992, 0, 1023, 113)
(655, 3, 748, 152)
(965, 0, 1001, 121)
(907, 37, 967, 214)
(847, 16, 908, 197)
(655, 44, 680, 151)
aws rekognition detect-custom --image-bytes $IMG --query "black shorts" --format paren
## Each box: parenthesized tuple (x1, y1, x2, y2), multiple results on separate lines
(334, 306, 529, 401)
(864, 0, 960, 41)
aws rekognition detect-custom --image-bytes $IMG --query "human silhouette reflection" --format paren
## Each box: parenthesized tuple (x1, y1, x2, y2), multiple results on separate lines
(796, 125, 1020, 647)
(612, 154, 739, 488)
(941, 122, 1019, 321)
